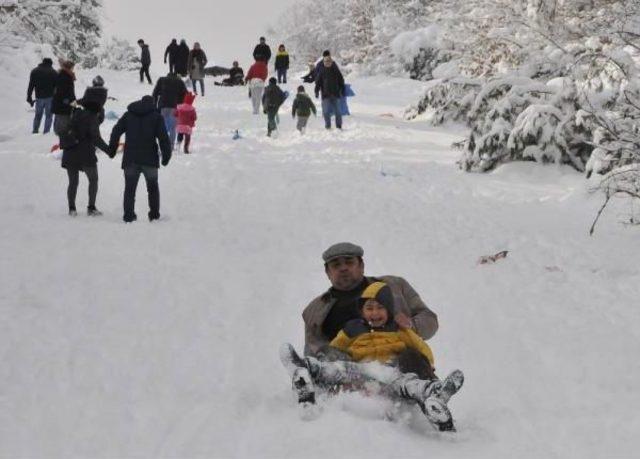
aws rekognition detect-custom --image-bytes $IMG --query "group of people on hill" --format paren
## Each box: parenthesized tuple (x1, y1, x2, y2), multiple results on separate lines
(24, 35, 349, 220)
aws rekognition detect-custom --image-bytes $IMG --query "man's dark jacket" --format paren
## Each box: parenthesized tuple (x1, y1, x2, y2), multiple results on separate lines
(253, 43, 272, 62)
(152, 75, 187, 109)
(140, 45, 151, 66)
(164, 41, 178, 63)
(315, 63, 345, 99)
(175, 44, 190, 75)
(109, 97, 171, 169)
(27, 62, 57, 100)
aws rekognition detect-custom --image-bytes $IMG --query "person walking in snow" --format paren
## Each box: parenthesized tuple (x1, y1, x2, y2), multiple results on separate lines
(262, 77, 286, 137)
(60, 98, 112, 217)
(291, 85, 316, 134)
(164, 38, 179, 74)
(78, 75, 108, 125)
(315, 53, 345, 130)
(138, 39, 152, 84)
(52, 59, 77, 144)
(245, 58, 268, 115)
(108, 96, 172, 223)
(152, 72, 187, 148)
(252, 36, 272, 63)
(175, 39, 190, 77)
(175, 92, 197, 154)
(274, 44, 289, 84)
(188, 42, 208, 96)
(27, 57, 57, 134)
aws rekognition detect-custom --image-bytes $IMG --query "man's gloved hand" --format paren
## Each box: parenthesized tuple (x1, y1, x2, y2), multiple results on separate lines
(161, 157, 170, 166)
(27, 97, 34, 107)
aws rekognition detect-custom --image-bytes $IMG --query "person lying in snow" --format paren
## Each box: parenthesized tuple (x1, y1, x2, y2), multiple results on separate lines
(280, 243, 464, 431)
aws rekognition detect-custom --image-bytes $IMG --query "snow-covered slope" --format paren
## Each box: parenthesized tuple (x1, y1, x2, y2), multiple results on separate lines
(1, 68, 638, 459)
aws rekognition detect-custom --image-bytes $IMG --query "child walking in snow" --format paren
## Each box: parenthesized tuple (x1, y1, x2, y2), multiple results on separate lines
(262, 77, 286, 137)
(291, 85, 316, 134)
(175, 92, 197, 154)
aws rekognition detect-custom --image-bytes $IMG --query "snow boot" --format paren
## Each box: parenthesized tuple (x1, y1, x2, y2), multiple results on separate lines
(433, 370, 464, 404)
(68, 208, 78, 217)
(279, 343, 318, 405)
(87, 206, 102, 216)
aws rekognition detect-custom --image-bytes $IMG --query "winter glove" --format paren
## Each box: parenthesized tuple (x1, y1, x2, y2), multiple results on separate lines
(27, 97, 34, 107)
(161, 157, 170, 166)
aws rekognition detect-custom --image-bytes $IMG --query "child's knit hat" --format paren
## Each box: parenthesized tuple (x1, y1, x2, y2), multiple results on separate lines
(359, 282, 395, 317)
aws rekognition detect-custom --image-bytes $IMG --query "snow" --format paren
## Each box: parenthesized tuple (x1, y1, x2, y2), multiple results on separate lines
(2, 61, 640, 459)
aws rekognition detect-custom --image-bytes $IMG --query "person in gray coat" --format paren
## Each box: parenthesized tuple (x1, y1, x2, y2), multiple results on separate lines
(188, 42, 208, 96)
(302, 242, 439, 357)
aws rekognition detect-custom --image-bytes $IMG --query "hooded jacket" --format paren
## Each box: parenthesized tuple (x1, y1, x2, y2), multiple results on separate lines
(292, 93, 316, 117)
(262, 82, 286, 110)
(109, 96, 171, 169)
(329, 318, 435, 365)
(61, 103, 110, 169)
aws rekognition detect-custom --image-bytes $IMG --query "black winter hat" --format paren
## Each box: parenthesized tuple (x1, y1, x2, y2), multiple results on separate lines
(359, 282, 395, 317)
(269, 77, 277, 84)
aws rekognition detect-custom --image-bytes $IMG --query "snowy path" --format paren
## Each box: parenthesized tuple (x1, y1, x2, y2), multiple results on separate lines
(1, 70, 639, 459)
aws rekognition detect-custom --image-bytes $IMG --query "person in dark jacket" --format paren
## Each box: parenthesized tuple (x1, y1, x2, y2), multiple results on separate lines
(175, 39, 190, 77)
(292, 85, 316, 133)
(27, 58, 57, 134)
(78, 75, 108, 124)
(217, 61, 245, 86)
(164, 39, 178, 74)
(138, 39, 152, 84)
(301, 63, 316, 84)
(52, 60, 77, 143)
(274, 44, 289, 84)
(253, 37, 272, 63)
(152, 72, 187, 148)
(108, 96, 172, 222)
(262, 77, 286, 137)
(61, 99, 111, 217)
(314, 54, 345, 130)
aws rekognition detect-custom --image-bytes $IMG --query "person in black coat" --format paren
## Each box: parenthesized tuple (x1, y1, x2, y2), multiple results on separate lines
(152, 72, 187, 147)
(27, 58, 58, 134)
(164, 39, 178, 74)
(108, 96, 172, 222)
(175, 39, 190, 77)
(78, 75, 108, 124)
(315, 55, 345, 130)
(138, 39, 152, 84)
(253, 37, 272, 63)
(61, 99, 111, 216)
(262, 77, 286, 137)
(52, 60, 77, 143)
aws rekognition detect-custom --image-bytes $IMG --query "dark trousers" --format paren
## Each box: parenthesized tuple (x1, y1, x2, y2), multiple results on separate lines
(397, 348, 436, 380)
(277, 68, 287, 84)
(177, 133, 191, 152)
(140, 64, 152, 84)
(124, 164, 159, 220)
(266, 107, 279, 135)
(33, 97, 53, 133)
(168, 61, 175, 74)
(66, 166, 98, 210)
(321, 96, 342, 129)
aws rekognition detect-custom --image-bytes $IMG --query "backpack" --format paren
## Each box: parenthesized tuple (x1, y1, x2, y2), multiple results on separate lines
(59, 107, 83, 150)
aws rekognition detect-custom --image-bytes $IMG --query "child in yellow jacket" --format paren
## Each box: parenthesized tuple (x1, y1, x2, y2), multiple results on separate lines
(329, 281, 436, 379)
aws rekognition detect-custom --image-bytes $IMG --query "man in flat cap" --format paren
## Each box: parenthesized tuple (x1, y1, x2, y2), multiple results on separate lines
(302, 242, 439, 357)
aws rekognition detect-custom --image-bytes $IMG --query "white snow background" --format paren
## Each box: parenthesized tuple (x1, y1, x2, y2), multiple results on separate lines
(1, 38, 640, 459)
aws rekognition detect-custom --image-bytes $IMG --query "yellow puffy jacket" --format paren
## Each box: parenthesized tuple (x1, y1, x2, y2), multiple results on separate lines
(329, 319, 434, 366)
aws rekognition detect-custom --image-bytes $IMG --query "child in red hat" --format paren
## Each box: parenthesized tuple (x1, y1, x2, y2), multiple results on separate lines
(175, 92, 197, 153)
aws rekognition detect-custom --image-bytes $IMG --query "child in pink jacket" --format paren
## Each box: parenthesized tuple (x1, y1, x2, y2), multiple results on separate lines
(175, 92, 197, 153)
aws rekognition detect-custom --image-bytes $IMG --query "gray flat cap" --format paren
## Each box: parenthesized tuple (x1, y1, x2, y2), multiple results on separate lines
(322, 242, 364, 263)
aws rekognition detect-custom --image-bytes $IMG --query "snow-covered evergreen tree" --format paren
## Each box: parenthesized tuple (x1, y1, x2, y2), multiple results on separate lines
(0, 0, 103, 67)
